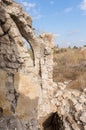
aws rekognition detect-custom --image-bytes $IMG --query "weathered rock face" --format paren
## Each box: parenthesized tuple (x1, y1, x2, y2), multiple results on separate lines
(0, 0, 55, 129)
(0, 0, 86, 130)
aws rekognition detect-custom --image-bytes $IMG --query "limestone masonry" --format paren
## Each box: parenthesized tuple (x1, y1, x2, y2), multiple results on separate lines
(0, 0, 86, 130)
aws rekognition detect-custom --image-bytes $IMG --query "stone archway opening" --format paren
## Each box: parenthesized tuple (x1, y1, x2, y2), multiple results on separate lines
(10, 14, 36, 67)
(22, 37, 35, 66)
(42, 112, 64, 130)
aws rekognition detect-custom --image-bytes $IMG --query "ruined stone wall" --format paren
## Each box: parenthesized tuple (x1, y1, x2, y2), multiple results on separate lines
(0, 0, 56, 129)
(0, 0, 86, 130)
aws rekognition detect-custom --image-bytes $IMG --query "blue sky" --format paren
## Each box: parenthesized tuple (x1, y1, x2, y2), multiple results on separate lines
(15, 0, 86, 47)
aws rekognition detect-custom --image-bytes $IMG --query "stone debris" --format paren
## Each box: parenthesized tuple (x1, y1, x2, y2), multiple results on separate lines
(52, 82, 86, 130)
(0, 0, 86, 130)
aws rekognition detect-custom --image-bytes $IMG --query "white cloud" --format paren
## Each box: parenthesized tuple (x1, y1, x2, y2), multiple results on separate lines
(79, 0, 86, 11)
(78, 39, 86, 43)
(50, 1, 54, 5)
(64, 7, 73, 13)
(21, 2, 36, 11)
(20, 1, 43, 20)
(67, 30, 80, 36)
(82, 12, 86, 15)
(33, 14, 43, 20)
(53, 33, 61, 38)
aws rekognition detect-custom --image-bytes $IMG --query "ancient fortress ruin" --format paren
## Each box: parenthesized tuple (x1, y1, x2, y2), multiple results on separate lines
(0, 0, 86, 130)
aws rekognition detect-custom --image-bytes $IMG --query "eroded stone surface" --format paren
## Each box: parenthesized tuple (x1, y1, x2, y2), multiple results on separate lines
(0, 0, 55, 129)
(0, 0, 86, 130)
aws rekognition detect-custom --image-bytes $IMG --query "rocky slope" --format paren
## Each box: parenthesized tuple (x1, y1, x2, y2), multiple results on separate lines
(0, 0, 86, 130)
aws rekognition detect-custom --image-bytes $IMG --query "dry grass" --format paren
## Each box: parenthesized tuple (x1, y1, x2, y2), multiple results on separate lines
(53, 47, 86, 90)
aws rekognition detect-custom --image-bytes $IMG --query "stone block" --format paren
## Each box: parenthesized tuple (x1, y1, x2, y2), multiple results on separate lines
(0, 26, 4, 36)
(0, 69, 11, 115)
(14, 72, 39, 120)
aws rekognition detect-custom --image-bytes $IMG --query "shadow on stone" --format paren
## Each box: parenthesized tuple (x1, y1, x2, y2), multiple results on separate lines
(42, 112, 64, 130)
